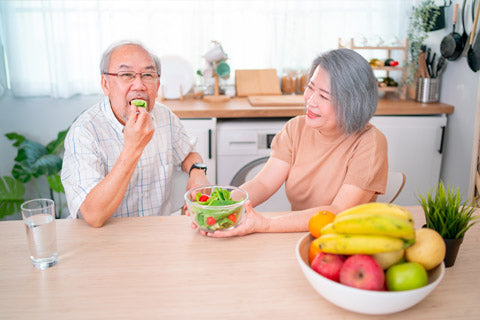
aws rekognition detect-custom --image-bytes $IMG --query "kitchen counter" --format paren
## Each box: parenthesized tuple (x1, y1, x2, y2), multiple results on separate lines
(0, 207, 478, 319)
(161, 97, 454, 119)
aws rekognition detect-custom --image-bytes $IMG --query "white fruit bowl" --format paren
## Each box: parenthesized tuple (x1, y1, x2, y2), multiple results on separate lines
(296, 233, 445, 315)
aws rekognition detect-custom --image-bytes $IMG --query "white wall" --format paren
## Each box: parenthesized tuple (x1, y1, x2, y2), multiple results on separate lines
(422, 4, 480, 202)
(0, 94, 100, 174)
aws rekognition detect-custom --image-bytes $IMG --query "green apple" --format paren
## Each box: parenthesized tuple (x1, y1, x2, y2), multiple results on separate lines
(386, 262, 428, 291)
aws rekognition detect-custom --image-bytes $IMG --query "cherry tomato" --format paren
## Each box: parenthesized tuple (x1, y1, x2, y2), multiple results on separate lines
(227, 214, 237, 223)
(199, 195, 210, 202)
(206, 217, 216, 225)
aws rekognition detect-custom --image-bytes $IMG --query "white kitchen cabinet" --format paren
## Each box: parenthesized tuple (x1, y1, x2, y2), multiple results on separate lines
(370, 115, 447, 205)
(180, 118, 216, 183)
(180, 115, 447, 207)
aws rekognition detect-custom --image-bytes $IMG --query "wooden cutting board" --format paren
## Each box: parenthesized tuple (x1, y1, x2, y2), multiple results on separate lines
(248, 95, 304, 107)
(235, 69, 282, 96)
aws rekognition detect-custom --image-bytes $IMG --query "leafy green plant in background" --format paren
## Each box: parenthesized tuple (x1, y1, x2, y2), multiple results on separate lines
(405, 0, 441, 85)
(0, 129, 68, 219)
(418, 181, 478, 239)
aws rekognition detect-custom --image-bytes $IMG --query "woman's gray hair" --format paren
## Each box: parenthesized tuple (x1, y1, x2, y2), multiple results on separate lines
(309, 48, 378, 134)
(99, 40, 161, 75)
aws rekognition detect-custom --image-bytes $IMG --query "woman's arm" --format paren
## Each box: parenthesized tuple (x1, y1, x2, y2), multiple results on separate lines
(239, 157, 290, 207)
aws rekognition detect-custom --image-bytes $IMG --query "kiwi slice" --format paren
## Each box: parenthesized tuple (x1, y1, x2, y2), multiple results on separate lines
(131, 99, 147, 108)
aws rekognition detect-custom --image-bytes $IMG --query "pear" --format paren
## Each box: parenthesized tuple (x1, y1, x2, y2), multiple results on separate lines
(405, 228, 446, 270)
(372, 249, 405, 270)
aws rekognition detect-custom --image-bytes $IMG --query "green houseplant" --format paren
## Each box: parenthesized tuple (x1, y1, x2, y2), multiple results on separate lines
(405, 0, 442, 88)
(418, 181, 478, 267)
(0, 129, 68, 219)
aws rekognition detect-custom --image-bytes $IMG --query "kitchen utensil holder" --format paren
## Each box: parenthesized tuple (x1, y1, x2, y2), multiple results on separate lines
(416, 77, 441, 103)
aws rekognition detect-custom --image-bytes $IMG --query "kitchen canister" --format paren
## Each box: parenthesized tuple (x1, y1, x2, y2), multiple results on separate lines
(416, 77, 441, 103)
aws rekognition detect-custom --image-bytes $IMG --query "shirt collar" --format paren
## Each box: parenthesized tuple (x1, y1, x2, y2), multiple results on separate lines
(102, 97, 125, 133)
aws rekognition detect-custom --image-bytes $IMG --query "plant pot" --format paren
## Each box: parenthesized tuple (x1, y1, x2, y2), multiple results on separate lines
(426, 6, 446, 31)
(443, 237, 464, 268)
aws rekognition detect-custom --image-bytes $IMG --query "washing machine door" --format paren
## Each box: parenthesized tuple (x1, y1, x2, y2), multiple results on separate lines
(230, 157, 290, 212)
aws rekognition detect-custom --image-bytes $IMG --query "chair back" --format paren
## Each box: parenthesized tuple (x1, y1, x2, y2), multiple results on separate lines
(169, 169, 189, 215)
(377, 172, 406, 203)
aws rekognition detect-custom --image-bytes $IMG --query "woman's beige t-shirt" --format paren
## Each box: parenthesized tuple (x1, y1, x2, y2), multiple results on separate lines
(270, 116, 388, 211)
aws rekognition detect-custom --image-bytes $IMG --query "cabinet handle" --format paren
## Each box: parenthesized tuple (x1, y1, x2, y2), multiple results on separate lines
(208, 129, 212, 159)
(438, 126, 445, 154)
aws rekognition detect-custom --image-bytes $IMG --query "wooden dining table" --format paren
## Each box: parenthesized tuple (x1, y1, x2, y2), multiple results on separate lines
(0, 207, 479, 319)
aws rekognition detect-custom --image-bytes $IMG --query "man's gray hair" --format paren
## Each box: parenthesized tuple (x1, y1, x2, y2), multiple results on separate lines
(99, 40, 161, 75)
(309, 48, 378, 134)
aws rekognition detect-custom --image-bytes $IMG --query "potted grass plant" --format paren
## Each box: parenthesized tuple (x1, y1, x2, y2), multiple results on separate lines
(418, 181, 478, 267)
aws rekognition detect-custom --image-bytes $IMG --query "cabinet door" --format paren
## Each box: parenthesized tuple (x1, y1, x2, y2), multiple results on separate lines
(371, 116, 447, 205)
(180, 118, 216, 183)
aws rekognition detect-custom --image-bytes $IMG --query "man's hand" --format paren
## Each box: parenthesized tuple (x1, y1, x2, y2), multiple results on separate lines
(123, 104, 154, 154)
(186, 168, 210, 192)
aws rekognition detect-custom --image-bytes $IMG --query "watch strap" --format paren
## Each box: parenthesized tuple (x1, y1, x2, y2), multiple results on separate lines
(189, 163, 207, 175)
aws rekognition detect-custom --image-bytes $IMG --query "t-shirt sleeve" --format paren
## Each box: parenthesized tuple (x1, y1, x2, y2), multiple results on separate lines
(270, 118, 296, 164)
(344, 126, 388, 194)
(61, 125, 106, 219)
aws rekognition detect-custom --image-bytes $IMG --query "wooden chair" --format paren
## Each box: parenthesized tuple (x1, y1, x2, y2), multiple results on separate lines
(377, 172, 406, 203)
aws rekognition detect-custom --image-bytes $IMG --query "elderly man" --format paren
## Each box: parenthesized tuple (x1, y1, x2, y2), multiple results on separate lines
(61, 41, 209, 227)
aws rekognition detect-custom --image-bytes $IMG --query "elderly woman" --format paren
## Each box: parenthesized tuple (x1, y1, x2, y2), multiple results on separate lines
(204, 48, 388, 237)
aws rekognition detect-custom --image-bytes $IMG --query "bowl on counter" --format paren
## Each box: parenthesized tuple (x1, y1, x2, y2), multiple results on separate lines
(184, 185, 248, 232)
(295, 233, 445, 315)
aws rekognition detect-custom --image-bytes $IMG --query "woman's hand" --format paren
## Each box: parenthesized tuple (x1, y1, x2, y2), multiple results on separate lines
(188, 200, 270, 237)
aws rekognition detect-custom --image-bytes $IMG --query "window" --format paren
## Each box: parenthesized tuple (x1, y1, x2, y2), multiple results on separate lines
(0, 0, 412, 98)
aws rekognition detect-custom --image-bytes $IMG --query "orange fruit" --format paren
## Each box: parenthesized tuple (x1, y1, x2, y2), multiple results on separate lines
(308, 240, 322, 264)
(308, 210, 336, 238)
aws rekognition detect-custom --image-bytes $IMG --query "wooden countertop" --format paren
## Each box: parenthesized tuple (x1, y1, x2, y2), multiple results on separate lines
(160, 97, 454, 119)
(1, 207, 478, 319)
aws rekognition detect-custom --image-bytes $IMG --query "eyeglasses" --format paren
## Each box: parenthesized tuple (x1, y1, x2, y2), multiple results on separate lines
(103, 71, 159, 83)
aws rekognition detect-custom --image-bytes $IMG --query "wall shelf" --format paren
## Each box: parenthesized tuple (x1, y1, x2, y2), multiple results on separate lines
(338, 38, 408, 99)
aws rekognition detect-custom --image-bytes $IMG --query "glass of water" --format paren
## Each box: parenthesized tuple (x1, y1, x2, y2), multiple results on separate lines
(21, 199, 58, 269)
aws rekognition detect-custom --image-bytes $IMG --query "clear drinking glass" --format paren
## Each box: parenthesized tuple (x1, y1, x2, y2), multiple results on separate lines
(21, 199, 58, 269)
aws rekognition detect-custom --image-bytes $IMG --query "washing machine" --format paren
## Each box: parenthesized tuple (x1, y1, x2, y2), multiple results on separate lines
(216, 119, 291, 212)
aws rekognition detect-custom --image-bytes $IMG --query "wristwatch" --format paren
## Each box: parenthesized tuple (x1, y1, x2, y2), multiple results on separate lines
(189, 163, 207, 176)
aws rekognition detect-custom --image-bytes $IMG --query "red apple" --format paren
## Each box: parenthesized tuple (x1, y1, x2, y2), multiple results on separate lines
(310, 252, 344, 282)
(339, 254, 385, 291)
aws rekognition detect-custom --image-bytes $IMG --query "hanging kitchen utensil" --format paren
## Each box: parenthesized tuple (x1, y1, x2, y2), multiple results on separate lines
(461, 0, 469, 49)
(462, 0, 476, 57)
(468, 0, 480, 71)
(474, 0, 478, 21)
(441, 4, 463, 60)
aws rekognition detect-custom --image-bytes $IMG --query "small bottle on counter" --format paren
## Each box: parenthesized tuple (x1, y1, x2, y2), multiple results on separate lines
(298, 70, 308, 94)
(281, 69, 298, 95)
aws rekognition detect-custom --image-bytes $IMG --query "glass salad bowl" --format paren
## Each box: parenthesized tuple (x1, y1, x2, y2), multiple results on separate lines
(184, 185, 249, 232)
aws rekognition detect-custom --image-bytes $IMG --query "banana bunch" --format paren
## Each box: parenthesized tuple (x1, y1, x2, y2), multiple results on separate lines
(313, 203, 416, 255)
